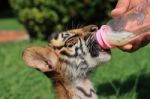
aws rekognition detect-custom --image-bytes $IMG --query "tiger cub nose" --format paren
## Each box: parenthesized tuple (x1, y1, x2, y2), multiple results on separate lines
(83, 25, 99, 33)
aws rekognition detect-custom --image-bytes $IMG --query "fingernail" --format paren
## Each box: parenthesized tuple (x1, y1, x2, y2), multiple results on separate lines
(123, 44, 133, 49)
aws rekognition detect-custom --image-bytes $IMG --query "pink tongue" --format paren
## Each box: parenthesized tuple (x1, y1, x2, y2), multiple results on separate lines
(96, 25, 116, 49)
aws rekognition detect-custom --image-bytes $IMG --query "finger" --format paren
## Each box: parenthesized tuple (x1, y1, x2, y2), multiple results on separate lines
(121, 43, 140, 53)
(111, 0, 131, 18)
(130, 41, 141, 52)
(144, 32, 150, 41)
(119, 37, 143, 52)
(129, 33, 150, 51)
(118, 44, 133, 52)
(140, 33, 150, 47)
(122, 44, 133, 49)
(119, 33, 150, 52)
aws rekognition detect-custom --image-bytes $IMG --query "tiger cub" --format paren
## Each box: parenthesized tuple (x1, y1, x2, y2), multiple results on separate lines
(23, 25, 111, 99)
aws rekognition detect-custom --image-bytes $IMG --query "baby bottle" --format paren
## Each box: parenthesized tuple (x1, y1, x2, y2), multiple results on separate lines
(96, 0, 150, 49)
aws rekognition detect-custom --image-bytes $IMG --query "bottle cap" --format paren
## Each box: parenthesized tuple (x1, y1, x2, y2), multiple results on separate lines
(96, 25, 116, 49)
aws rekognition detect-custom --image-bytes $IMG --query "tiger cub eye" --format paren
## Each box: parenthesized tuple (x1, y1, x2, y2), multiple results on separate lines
(65, 37, 78, 47)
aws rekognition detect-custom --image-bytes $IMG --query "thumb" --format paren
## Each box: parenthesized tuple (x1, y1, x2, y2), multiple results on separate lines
(111, 0, 130, 18)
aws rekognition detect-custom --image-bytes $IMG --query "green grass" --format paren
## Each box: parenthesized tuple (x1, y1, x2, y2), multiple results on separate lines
(0, 18, 24, 30)
(0, 41, 55, 99)
(0, 41, 150, 99)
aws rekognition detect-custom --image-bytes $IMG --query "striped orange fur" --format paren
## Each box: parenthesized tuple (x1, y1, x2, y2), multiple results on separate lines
(23, 25, 111, 99)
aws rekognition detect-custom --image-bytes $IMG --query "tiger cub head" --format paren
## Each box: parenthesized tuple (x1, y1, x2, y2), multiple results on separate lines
(23, 25, 111, 82)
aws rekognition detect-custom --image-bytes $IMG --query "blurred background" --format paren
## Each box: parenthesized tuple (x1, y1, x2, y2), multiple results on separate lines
(0, 0, 150, 99)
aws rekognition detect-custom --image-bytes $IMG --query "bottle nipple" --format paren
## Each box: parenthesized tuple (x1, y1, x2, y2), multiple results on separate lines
(96, 25, 139, 49)
(96, 25, 116, 49)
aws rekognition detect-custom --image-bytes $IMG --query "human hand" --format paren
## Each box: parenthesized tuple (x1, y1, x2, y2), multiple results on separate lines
(111, 0, 150, 52)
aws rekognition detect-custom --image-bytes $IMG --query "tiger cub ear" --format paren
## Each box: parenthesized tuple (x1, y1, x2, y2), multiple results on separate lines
(23, 46, 58, 72)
